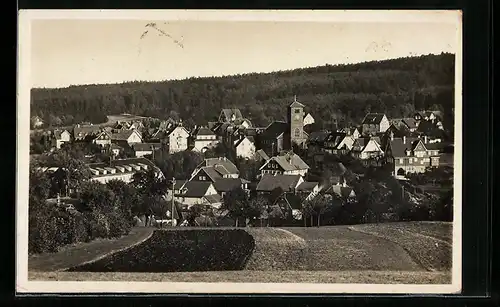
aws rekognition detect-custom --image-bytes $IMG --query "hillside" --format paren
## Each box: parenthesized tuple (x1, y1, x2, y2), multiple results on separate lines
(30, 53, 455, 130)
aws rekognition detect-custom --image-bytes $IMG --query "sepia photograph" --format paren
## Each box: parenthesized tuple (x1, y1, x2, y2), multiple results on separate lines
(17, 10, 462, 294)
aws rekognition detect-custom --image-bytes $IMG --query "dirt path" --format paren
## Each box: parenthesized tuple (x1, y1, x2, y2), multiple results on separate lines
(29, 227, 154, 272)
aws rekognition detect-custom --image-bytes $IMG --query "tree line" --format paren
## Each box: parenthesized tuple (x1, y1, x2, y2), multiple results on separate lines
(31, 53, 455, 132)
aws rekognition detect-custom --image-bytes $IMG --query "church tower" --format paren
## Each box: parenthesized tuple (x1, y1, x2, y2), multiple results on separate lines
(287, 95, 306, 149)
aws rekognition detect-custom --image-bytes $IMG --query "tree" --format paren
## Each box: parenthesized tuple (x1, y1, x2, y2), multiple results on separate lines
(106, 179, 139, 221)
(245, 195, 268, 226)
(186, 205, 203, 226)
(131, 169, 168, 224)
(29, 167, 51, 201)
(221, 187, 248, 227)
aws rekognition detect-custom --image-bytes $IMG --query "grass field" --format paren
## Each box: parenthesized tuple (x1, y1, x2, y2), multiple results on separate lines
(28, 222, 454, 284)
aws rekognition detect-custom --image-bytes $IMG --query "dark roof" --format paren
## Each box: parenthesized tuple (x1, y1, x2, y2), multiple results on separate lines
(282, 193, 304, 210)
(111, 130, 138, 141)
(195, 127, 216, 136)
(307, 131, 331, 143)
(260, 121, 288, 139)
(256, 149, 270, 161)
(324, 185, 355, 199)
(388, 137, 420, 157)
(234, 136, 255, 147)
(261, 152, 309, 171)
(132, 143, 162, 151)
(289, 98, 305, 108)
(213, 178, 248, 193)
(173, 180, 187, 190)
(256, 174, 302, 192)
(296, 181, 319, 192)
(204, 194, 222, 204)
(201, 158, 239, 175)
(178, 181, 213, 198)
(424, 142, 444, 150)
(362, 113, 386, 125)
(73, 125, 101, 138)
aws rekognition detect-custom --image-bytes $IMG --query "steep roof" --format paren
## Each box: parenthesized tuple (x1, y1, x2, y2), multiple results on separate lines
(220, 109, 243, 122)
(307, 131, 331, 143)
(195, 127, 216, 136)
(111, 129, 139, 141)
(256, 174, 302, 192)
(324, 185, 355, 199)
(362, 113, 387, 125)
(73, 125, 101, 138)
(260, 121, 288, 139)
(234, 136, 255, 147)
(289, 97, 305, 108)
(213, 178, 249, 193)
(53, 129, 70, 139)
(204, 194, 222, 204)
(296, 181, 319, 192)
(261, 152, 309, 171)
(202, 157, 239, 175)
(256, 149, 270, 161)
(178, 181, 213, 198)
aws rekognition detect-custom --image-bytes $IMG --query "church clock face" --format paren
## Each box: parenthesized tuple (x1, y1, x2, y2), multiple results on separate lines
(294, 114, 301, 120)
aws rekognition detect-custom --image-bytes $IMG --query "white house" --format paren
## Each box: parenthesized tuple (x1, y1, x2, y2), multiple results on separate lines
(234, 136, 256, 160)
(88, 157, 163, 184)
(132, 143, 162, 158)
(53, 129, 71, 149)
(303, 113, 315, 126)
(361, 113, 391, 135)
(111, 129, 143, 145)
(92, 130, 112, 147)
(192, 127, 219, 152)
(174, 181, 219, 208)
(166, 126, 190, 153)
(351, 137, 385, 160)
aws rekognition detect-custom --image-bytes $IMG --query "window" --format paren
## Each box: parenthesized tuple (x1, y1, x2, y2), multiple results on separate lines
(294, 109, 301, 114)
(294, 128, 301, 138)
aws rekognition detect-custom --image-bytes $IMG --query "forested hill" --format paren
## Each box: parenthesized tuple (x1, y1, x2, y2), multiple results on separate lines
(31, 53, 455, 130)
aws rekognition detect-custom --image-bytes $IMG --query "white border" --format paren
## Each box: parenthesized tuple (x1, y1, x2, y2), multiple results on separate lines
(17, 9, 463, 294)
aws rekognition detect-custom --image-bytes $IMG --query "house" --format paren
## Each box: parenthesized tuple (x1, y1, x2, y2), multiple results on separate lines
(132, 143, 162, 158)
(213, 178, 250, 197)
(191, 126, 220, 152)
(73, 124, 102, 141)
(256, 174, 304, 194)
(174, 181, 219, 209)
(52, 129, 71, 149)
(414, 110, 443, 123)
(31, 116, 44, 128)
(259, 151, 309, 177)
(295, 181, 321, 202)
(219, 109, 244, 123)
(307, 131, 354, 155)
(350, 137, 384, 160)
(166, 125, 190, 153)
(234, 136, 256, 160)
(323, 184, 356, 203)
(190, 157, 240, 181)
(92, 130, 113, 147)
(385, 136, 441, 177)
(361, 113, 390, 136)
(303, 113, 315, 126)
(111, 129, 143, 145)
(87, 157, 163, 184)
(258, 121, 288, 155)
(341, 127, 361, 139)
(390, 118, 419, 132)
(271, 192, 306, 221)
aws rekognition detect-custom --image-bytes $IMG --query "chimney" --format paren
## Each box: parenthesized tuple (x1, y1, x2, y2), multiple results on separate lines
(424, 136, 428, 144)
(403, 136, 406, 144)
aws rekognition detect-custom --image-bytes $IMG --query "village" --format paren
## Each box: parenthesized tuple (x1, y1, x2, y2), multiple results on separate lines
(29, 95, 454, 230)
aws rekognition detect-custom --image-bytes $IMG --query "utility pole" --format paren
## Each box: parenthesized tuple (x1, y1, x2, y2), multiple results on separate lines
(171, 177, 176, 227)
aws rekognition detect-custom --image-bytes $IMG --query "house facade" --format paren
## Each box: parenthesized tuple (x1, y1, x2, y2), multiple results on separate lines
(386, 137, 441, 177)
(53, 130, 71, 149)
(234, 136, 256, 160)
(88, 157, 162, 184)
(361, 113, 390, 136)
(191, 127, 219, 152)
(303, 113, 315, 126)
(259, 152, 309, 177)
(167, 126, 190, 153)
(92, 130, 112, 147)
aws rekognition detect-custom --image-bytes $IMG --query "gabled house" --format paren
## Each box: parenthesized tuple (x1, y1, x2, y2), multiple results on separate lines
(190, 126, 220, 152)
(92, 130, 113, 147)
(307, 131, 354, 155)
(323, 184, 356, 203)
(173, 181, 220, 209)
(259, 151, 309, 177)
(52, 129, 71, 149)
(385, 136, 441, 177)
(234, 136, 256, 160)
(341, 127, 361, 139)
(73, 124, 102, 141)
(190, 157, 240, 181)
(256, 149, 271, 162)
(361, 113, 390, 136)
(258, 121, 288, 155)
(303, 113, 315, 126)
(111, 129, 143, 145)
(212, 178, 250, 197)
(390, 118, 419, 132)
(350, 137, 384, 160)
(219, 108, 244, 123)
(151, 125, 190, 153)
(256, 174, 304, 194)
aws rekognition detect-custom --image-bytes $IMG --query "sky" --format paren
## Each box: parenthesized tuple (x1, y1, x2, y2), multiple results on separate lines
(28, 11, 460, 89)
